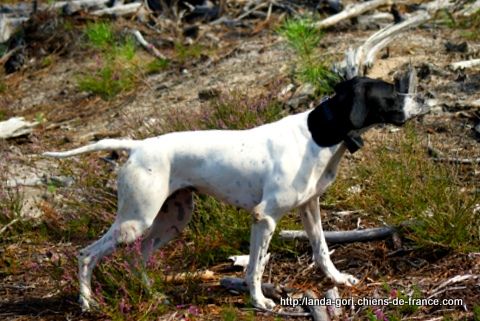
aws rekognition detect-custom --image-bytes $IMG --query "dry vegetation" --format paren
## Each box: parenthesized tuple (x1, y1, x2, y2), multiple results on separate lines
(0, 0, 479, 320)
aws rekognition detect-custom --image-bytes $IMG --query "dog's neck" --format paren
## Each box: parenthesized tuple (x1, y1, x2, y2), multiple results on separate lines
(307, 98, 364, 154)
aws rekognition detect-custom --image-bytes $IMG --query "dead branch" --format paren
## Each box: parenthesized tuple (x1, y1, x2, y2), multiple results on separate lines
(0, 218, 20, 236)
(432, 157, 480, 165)
(279, 226, 397, 243)
(449, 59, 480, 71)
(342, 11, 430, 78)
(0, 16, 28, 43)
(428, 274, 479, 298)
(163, 269, 215, 283)
(314, 0, 392, 29)
(92, 2, 142, 16)
(0, 117, 39, 139)
(51, 0, 110, 13)
(0, 46, 24, 65)
(130, 29, 166, 60)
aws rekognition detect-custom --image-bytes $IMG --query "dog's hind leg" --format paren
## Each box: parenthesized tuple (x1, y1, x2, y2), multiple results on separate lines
(140, 189, 193, 284)
(78, 165, 168, 311)
(299, 197, 359, 286)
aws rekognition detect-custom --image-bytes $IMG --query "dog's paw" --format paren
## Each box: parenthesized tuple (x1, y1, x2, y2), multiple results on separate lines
(79, 295, 98, 312)
(335, 273, 359, 286)
(252, 296, 276, 310)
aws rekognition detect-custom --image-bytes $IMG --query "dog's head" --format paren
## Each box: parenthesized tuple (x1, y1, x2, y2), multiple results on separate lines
(307, 72, 426, 148)
(333, 75, 425, 129)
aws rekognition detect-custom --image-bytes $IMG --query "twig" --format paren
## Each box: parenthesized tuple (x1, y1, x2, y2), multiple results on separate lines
(163, 270, 215, 283)
(0, 218, 20, 236)
(428, 274, 478, 297)
(432, 157, 480, 164)
(279, 226, 397, 243)
(236, 1, 269, 21)
(314, 0, 392, 29)
(129, 29, 166, 60)
(0, 46, 25, 65)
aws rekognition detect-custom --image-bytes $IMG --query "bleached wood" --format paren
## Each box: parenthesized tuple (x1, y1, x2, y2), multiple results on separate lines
(92, 2, 142, 16)
(314, 0, 392, 29)
(449, 59, 480, 71)
(130, 29, 166, 60)
(279, 226, 396, 243)
(343, 11, 430, 78)
(0, 117, 38, 139)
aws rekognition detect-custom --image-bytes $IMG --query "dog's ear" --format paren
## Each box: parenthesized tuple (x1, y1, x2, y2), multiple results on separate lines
(349, 82, 368, 128)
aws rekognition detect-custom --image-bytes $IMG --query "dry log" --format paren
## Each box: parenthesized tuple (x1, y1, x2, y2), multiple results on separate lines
(279, 226, 397, 243)
(314, 0, 392, 29)
(92, 2, 142, 16)
(0, 117, 38, 139)
(449, 59, 480, 71)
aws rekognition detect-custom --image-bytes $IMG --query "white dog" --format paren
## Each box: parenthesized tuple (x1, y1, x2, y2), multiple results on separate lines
(44, 75, 423, 311)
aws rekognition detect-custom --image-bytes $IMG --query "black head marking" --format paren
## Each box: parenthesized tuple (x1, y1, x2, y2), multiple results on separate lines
(308, 76, 406, 151)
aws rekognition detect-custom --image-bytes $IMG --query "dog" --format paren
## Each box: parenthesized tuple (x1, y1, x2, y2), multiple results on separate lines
(44, 75, 424, 311)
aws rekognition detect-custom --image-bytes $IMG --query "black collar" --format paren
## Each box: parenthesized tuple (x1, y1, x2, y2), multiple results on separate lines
(307, 97, 364, 154)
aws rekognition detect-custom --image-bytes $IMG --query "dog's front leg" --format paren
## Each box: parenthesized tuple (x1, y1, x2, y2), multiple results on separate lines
(246, 211, 277, 310)
(300, 197, 359, 286)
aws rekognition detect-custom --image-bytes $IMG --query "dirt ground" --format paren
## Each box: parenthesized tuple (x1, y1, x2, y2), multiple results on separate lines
(0, 1, 479, 320)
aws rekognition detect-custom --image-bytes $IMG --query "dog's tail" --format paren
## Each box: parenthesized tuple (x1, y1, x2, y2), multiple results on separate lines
(43, 139, 138, 158)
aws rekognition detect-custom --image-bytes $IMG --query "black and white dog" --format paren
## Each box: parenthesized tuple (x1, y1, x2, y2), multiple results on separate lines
(44, 75, 424, 311)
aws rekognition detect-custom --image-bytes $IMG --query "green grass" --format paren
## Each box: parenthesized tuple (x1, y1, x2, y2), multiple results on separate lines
(85, 22, 115, 49)
(174, 42, 204, 65)
(78, 65, 135, 100)
(279, 17, 339, 96)
(144, 58, 169, 75)
(279, 18, 323, 57)
(327, 125, 480, 252)
(78, 22, 140, 100)
(435, 8, 480, 40)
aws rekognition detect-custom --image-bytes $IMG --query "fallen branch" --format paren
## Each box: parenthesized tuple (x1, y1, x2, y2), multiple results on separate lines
(342, 11, 430, 78)
(130, 29, 166, 60)
(0, 218, 20, 236)
(449, 59, 480, 71)
(279, 226, 397, 243)
(0, 46, 24, 65)
(92, 2, 142, 16)
(0, 117, 39, 139)
(428, 274, 479, 298)
(164, 269, 215, 283)
(0, 16, 29, 43)
(432, 157, 480, 165)
(314, 0, 392, 29)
